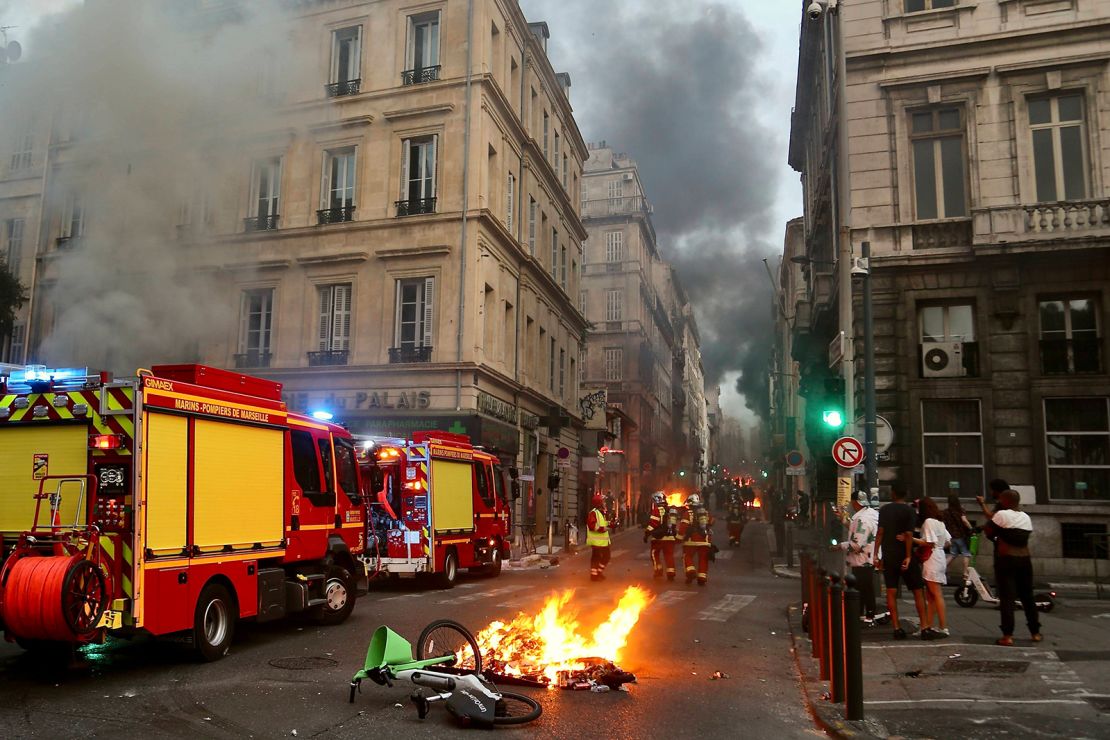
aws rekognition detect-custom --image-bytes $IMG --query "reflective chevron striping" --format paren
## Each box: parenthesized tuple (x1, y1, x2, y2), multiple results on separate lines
(697, 594, 756, 622)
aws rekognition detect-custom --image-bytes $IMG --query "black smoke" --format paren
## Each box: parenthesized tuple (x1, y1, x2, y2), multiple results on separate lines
(523, 0, 782, 418)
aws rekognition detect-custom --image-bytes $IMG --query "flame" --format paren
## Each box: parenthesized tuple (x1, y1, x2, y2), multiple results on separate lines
(466, 586, 652, 683)
(666, 492, 685, 506)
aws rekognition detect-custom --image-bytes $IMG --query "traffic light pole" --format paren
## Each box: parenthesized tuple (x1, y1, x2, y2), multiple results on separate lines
(861, 241, 878, 493)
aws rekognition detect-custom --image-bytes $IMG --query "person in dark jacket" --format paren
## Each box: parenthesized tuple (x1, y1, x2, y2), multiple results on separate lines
(977, 490, 1041, 646)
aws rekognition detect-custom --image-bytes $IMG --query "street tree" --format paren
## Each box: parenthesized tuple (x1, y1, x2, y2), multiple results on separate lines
(0, 260, 27, 340)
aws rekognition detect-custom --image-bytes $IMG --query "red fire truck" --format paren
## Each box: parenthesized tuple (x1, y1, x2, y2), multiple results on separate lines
(357, 431, 512, 587)
(0, 364, 367, 660)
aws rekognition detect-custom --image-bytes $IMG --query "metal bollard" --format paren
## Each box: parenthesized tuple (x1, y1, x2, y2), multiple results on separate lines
(817, 568, 830, 680)
(843, 573, 864, 721)
(829, 573, 845, 704)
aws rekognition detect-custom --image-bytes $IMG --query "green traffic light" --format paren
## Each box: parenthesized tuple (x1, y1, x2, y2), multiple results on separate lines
(822, 409, 844, 428)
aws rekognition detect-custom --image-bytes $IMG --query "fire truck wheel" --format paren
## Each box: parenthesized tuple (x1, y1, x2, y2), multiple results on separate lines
(192, 583, 236, 662)
(435, 550, 459, 589)
(483, 546, 503, 577)
(313, 565, 356, 626)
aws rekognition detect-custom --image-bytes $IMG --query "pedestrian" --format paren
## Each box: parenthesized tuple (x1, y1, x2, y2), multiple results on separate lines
(977, 490, 1041, 646)
(873, 480, 929, 640)
(987, 478, 1010, 511)
(679, 492, 713, 586)
(643, 491, 678, 580)
(942, 494, 973, 578)
(836, 490, 879, 624)
(586, 492, 611, 582)
(619, 498, 629, 533)
(797, 490, 810, 526)
(906, 496, 951, 640)
(725, 491, 746, 547)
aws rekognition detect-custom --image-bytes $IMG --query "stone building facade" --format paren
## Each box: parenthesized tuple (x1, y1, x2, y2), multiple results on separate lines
(0, 0, 589, 535)
(788, 0, 1110, 576)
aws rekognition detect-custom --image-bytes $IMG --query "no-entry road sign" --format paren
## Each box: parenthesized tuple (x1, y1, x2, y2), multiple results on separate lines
(832, 436, 865, 468)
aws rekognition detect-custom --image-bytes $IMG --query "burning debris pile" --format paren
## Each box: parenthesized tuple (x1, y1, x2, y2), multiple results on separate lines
(464, 586, 651, 690)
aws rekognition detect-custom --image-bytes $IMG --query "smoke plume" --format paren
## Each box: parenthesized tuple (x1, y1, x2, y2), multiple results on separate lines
(522, 0, 784, 417)
(2, 1, 294, 373)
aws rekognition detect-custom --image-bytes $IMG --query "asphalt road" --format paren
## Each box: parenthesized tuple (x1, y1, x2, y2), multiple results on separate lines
(0, 522, 818, 739)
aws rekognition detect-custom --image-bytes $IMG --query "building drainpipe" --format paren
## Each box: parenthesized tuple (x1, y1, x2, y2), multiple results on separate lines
(456, 0, 476, 410)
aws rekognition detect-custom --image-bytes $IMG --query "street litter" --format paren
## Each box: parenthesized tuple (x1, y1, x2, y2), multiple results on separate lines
(710, 671, 730, 680)
(949, 653, 961, 659)
(905, 669, 922, 678)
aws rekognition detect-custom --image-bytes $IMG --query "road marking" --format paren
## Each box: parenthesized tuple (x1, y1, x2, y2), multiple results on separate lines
(656, 590, 696, 607)
(374, 582, 477, 602)
(696, 594, 756, 622)
(439, 584, 529, 604)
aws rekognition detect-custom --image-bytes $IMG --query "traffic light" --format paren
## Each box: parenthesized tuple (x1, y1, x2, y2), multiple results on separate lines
(677, 468, 687, 478)
(820, 376, 846, 431)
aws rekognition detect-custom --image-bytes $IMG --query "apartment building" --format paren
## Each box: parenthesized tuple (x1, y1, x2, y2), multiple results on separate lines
(0, 0, 589, 532)
(787, 0, 1110, 575)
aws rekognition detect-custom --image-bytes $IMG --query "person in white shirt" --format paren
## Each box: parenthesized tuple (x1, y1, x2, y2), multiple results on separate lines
(977, 490, 1040, 646)
(837, 490, 880, 624)
(905, 497, 951, 640)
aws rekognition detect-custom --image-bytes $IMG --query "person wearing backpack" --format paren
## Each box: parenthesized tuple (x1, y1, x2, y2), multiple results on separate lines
(976, 490, 1041, 646)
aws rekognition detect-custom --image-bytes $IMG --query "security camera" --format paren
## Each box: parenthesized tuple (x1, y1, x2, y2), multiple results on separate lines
(807, 1, 825, 20)
(849, 257, 870, 277)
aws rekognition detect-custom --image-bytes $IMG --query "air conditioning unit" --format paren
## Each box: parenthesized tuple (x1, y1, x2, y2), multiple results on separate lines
(622, 172, 634, 182)
(921, 341, 965, 377)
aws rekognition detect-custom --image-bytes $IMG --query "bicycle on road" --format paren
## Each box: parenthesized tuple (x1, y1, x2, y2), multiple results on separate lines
(349, 618, 542, 729)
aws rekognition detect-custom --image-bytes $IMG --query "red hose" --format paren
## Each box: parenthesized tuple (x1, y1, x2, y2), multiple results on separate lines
(2, 555, 83, 641)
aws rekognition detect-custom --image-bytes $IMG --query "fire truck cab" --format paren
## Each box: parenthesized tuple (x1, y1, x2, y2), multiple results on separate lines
(357, 431, 512, 587)
(0, 364, 367, 660)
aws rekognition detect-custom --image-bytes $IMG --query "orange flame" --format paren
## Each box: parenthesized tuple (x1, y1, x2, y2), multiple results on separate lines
(467, 586, 652, 683)
(666, 492, 686, 506)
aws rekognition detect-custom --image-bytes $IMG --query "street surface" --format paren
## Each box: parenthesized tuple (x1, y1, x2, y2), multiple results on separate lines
(0, 522, 817, 739)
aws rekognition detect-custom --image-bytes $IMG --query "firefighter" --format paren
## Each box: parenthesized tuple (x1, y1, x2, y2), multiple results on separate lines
(643, 491, 678, 580)
(726, 491, 746, 547)
(587, 492, 611, 582)
(679, 492, 714, 586)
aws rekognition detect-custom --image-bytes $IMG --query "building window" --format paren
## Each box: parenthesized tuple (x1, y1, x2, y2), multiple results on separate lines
(313, 283, 352, 362)
(554, 131, 560, 166)
(527, 197, 537, 256)
(1045, 397, 1110, 501)
(1040, 297, 1101, 374)
(1029, 93, 1087, 203)
(404, 12, 440, 85)
(237, 288, 274, 368)
(393, 277, 434, 362)
(58, 193, 85, 247)
(560, 246, 567, 290)
(398, 136, 437, 216)
(911, 107, 967, 220)
(247, 156, 281, 231)
(605, 231, 624, 263)
(1061, 523, 1108, 559)
(9, 119, 33, 172)
(319, 148, 356, 223)
(2, 323, 24, 364)
(579, 347, 587, 380)
(5, 218, 24, 276)
(922, 399, 984, 499)
(562, 154, 568, 189)
(328, 26, 362, 96)
(505, 172, 515, 233)
(559, 348, 566, 397)
(550, 228, 558, 277)
(606, 290, 623, 323)
(579, 291, 587, 316)
(607, 180, 623, 209)
(543, 112, 549, 158)
(919, 303, 977, 377)
(905, 0, 955, 10)
(604, 347, 623, 381)
(549, 336, 556, 392)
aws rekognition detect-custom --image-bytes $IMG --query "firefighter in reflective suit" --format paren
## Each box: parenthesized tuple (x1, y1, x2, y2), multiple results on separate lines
(587, 492, 611, 582)
(643, 491, 678, 580)
(679, 492, 714, 586)
(726, 492, 746, 547)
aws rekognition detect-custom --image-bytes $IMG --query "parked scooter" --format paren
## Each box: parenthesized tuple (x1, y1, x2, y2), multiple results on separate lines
(953, 532, 1056, 612)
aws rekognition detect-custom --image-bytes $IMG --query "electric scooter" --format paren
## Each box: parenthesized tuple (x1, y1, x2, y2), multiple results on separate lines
(953, 533, 1056, 612)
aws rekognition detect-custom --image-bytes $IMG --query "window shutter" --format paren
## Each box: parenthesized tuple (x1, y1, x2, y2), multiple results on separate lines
(272, 158, 282, 215)
(321, 152, 331, 209)
(429, 134, 439, 198)
(353, 26, 362, 81)
(333, 284, 351, 351)
(401, 139, 411, 200)
(317, 286, 332, 350)
(422, 277, 435, 348)
(239, 293, 250, 353)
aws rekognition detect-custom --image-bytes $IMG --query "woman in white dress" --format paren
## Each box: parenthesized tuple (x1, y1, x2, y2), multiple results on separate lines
(909, 496, 951, 640)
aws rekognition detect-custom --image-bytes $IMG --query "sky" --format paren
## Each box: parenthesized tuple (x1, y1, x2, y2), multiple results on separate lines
(1, 0, 804, 424)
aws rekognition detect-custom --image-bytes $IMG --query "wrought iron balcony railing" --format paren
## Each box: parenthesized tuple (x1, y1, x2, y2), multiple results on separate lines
(325, 79, 361, 97)
(234, 351, 272, 369)
(243, 214, 279, 232)
(389, 345, 433, 364)
(395, 197, 437, 217)
(317, 205, 356, 225)
(1040, 337, 1103, 375)
(912, 219, 972, 249)
(402, 65, 441, 85)
(55, 235, 82, 249)
(307, 350, 349, 366)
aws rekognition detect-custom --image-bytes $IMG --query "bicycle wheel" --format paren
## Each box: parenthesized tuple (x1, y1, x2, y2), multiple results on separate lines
(493, 691, 542, 725)
(416, 619, 483, 674)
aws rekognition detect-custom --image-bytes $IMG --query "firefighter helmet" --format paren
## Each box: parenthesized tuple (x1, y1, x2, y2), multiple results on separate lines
(685, 492, 703, 509)
(592, 492, 605, 509)
(651, 491, 666, 505)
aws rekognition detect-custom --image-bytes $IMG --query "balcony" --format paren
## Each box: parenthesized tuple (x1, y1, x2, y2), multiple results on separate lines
(912, 219, 972, 249)
(395, 197, 436, 217)
(307, 350, 349, 367)
(402, 65, 440, 85)
(325, 79, 361, 97)
(389, 345, 433, 364)
(580, 196, 652, 219)
(234, 351, 272, 369)
(1040, 337, 1103, 375)
(317, 206, 355, 225)
(243, 214, 279, 232)
(973, 198, 1110, 246)
(55, 235, 82, 249)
